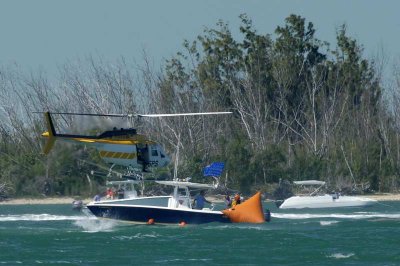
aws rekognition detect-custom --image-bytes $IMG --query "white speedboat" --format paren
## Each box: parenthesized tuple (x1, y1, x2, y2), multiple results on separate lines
(279, 180, 377, 209)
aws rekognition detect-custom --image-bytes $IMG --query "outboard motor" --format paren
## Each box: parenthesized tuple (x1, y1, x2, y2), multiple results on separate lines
(265, 209, 271, 222)
(72, 200, 83, 211)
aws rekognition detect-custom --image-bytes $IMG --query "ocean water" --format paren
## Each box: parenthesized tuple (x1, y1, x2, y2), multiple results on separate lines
(0, 201, 399, 265)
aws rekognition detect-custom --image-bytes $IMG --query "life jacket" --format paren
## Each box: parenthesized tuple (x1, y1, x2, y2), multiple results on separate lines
(232, 194, 241, 206)
(232, 200, 237, 207)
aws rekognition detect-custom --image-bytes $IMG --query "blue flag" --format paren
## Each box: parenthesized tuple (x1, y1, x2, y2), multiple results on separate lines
(203, 162, 225, 177)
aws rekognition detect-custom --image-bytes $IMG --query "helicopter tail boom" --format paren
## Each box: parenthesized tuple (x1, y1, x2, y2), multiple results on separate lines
(42, 112, 58, 154)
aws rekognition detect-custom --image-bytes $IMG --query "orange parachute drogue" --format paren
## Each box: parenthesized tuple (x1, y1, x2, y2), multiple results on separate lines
(222, 191, 265, 223)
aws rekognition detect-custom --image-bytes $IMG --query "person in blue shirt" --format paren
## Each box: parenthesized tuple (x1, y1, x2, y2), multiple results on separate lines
(193, 190, 211, 210)
(93, 194, 101, 202)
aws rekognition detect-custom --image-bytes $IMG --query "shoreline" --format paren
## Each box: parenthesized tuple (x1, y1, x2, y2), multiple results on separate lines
(0, 197, 92, 205)
(1, 193, 400, 205)
(358, 193, 400, 201)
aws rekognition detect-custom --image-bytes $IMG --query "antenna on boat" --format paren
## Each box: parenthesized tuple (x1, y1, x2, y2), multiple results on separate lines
(173, 133, 181, 181)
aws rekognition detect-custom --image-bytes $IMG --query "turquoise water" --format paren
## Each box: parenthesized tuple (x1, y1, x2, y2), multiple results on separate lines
(1, 201, 399, 265)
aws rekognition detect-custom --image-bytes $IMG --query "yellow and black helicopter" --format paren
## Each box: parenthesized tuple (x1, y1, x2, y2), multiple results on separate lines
(38, 111, 231, 173)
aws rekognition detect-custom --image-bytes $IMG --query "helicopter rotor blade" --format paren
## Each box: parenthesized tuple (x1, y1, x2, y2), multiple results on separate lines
(33, 111, 232, 118)
(33, 112, 129, 118)
(138, 111, 232, 117)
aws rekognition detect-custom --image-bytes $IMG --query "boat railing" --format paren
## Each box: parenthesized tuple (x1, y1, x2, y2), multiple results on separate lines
(292, 180, 327, 197)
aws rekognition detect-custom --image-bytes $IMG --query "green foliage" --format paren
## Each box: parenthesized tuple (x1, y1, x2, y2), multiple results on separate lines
(289, 153, 325, 181)
(1, 13, 399, 197)
(250, 145, 287, 184)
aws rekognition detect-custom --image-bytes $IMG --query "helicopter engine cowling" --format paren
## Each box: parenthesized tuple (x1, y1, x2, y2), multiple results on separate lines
(97, 143, 170, 170)
(98, 144, 138, 167)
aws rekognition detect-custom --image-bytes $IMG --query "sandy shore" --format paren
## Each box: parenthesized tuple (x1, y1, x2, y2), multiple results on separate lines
(0, 197, 92, 205)
(1, 193, 400, 205)
(358, 193, 400, 201)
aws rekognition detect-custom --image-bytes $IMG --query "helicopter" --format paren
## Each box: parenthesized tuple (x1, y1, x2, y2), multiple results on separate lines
(38, 111, 232, 173)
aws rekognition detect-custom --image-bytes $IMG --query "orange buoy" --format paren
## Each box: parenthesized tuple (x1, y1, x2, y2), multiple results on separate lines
(179, 221, 187, 227)
(147, 218, 155, 225)
(222, 191, 265, 223)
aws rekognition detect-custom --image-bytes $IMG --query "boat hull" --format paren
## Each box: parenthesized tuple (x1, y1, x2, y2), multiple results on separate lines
(86, 204, 230, 224)
(279, 195, 377, 209)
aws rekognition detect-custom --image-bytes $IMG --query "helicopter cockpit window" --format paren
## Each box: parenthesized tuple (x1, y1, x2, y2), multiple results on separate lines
(151, 150, 158, 157)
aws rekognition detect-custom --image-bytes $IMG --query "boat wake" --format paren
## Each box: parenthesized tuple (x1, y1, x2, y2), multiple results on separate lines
(73, 218, 118, 233)
(0, 214, 94, 222)
(273, 212, 400, 220)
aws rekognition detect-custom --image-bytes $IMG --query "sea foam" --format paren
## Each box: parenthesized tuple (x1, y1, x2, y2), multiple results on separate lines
(0, 214, 92, 222)
(73, 218, 117, 232)
(319, 220, 339, 226)
(327, 252, 355, 259)
(113, 232, 161, 240)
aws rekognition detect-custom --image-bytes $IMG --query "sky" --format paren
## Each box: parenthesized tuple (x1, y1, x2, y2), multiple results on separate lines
(1, 0, 399, 77)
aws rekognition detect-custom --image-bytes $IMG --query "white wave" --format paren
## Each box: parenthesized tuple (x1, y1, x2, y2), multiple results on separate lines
(203, 224, 270, 231)
(272, 212, 400, 220)
(232, 225, 270, 231)
(327, 252, 355, 259)
(36, 260, 88, 264)
(320, 220, 339, 226)
(73, 219, 117, 232)
(0, 214, 94, 222)
(155, 258, 212, 263)
(113, 232, 161, 240)
(203, 224, 231, 230)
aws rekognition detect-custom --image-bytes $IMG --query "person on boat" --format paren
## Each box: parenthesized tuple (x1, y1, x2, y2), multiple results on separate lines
(117, 187, 124, 199)
(93, 194, 101, 202)
(106, 188, 114, 200)
(332, 192, 340, 200)
(231, 193, 241, 207)
(193, 190, 211, 210)
(225, 194, 232, 208)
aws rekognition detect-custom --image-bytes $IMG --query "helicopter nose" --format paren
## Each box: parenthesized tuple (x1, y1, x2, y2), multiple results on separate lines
(164, 155, 171, 166)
